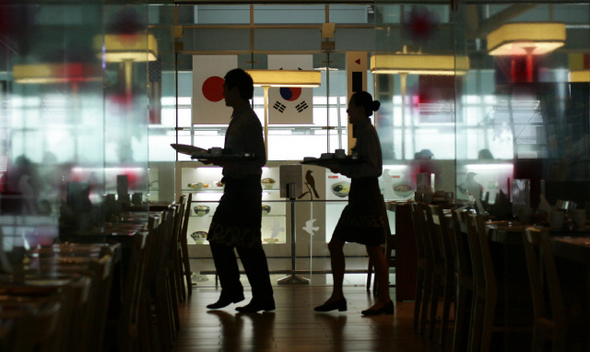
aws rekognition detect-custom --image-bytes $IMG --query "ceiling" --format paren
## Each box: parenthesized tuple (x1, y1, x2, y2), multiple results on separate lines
(170, 0, 577, 4)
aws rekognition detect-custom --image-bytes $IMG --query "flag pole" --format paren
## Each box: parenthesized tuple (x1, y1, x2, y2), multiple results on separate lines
(263, 85, 270, 158)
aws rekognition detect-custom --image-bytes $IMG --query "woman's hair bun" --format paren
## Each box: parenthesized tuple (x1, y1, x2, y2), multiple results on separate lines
(372, 100, 381, 112)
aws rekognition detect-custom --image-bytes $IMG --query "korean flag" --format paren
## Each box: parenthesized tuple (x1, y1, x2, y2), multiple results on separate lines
(268, 55, 314, 124)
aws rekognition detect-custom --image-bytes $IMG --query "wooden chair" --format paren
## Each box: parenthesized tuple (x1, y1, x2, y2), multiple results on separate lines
(139, 209, 170, 352)
(450, 209, 475, 352)
(179, 193, 193, 297)
(0, 276, 88, 352)
(147, 206, 178, 352)
(89, 254, 117, 352)
(0, 297, 63, 352)
(28, 250, 115, 352)
(409, 201, 428, 332)
(523, 227, 567, 352)
(29, 243, 121, 352)
(170, 196, 186, 305)
(466, 213, 531, 352)
(169, 197, 185, 326)
(427, 204, 455, 348)
(465, 212, 495, 352)
(34, 298, 64, 352)
(103, 216, 157, 352)
(418, 202, 445, 337)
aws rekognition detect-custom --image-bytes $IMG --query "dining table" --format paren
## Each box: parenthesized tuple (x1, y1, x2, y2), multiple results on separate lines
(58, 210, 163, 313)
(0, 268, 97, 352)
(485, 219, 590, 350)
(0, 204, 165, 352)
(385, 201, 417, 302)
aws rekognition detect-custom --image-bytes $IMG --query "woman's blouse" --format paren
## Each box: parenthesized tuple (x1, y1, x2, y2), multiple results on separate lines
(338, 118, 383, 179)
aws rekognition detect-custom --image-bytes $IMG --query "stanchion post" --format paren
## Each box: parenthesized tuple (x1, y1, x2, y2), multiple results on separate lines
(278, 182, 310, 285)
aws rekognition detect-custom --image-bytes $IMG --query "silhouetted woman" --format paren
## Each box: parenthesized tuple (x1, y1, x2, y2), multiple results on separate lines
(314, 91, 393, 316)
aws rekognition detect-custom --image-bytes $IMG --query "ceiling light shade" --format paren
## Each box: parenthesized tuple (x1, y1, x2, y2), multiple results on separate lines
(13, 63, 101, 84)
(369, 54, 470, 75)
(94, 33, 158, 62)
(570, 71, 590, 82)
(569, 53, 590, 82)
(487, 22, 566, 56)
(245, 69, 322, 87)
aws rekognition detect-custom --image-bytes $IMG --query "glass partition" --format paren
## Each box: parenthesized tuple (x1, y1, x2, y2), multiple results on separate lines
(455, 2, 590, 213)
(374, 2, 590, 216)
(0, 1, 156, 253)
(374, 2, 457, 196)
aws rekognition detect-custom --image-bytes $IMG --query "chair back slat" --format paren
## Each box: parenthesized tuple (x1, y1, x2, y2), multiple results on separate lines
(465, 213, 498, 352)
(451, 209, 473, 281)
(422, 205, 444, 265)
(410, 202, 426, 261)
(450, 208, 476, 352)
(523, 227, 567, 351)
(428, 205, 454, 273)
(180, 193, 193, 296)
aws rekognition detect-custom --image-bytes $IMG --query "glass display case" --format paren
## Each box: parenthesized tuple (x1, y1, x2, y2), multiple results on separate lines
(176, 161, 290, 258)
(174, 160, 385, 259)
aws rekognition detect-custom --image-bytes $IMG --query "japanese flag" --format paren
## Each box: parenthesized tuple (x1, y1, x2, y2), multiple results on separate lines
(268, 55, 314, 124)
(192, 55, 237, 124)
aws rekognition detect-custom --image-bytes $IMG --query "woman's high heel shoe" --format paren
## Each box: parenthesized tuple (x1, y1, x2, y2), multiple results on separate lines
(361, 300, 394, 316)
(314, 298, 347, 312)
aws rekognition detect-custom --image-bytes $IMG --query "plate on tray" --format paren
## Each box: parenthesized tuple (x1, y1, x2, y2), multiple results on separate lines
(301, 157, 364, 166)
(171, 144, 207, 156)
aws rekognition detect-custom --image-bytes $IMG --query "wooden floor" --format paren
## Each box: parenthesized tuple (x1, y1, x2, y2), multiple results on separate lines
(172, 275, 437, 352)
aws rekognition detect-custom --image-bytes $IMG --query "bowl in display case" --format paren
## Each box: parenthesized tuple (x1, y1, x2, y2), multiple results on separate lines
(190, 231, 208, 244)
(261, 178, 276, 189)
(331, 182, 350, 198)
(194, 205, 210, 216)
(392, 182, 414, 198)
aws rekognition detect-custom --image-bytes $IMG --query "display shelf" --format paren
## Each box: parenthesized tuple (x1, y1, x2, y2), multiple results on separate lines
(189, 214, 284, 218)
(176, 161, 289, 255)
(176, 160, 372, 259)
(182, 188, 280, 192)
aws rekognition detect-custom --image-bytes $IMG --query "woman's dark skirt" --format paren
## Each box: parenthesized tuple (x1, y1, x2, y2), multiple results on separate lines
(332, 177, 388, 246)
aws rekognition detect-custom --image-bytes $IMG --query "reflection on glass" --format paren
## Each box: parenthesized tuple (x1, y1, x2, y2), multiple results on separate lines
(374, 2, 590, 214)
(1, 2, 153, 253)
(486, 22, 566, 57)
